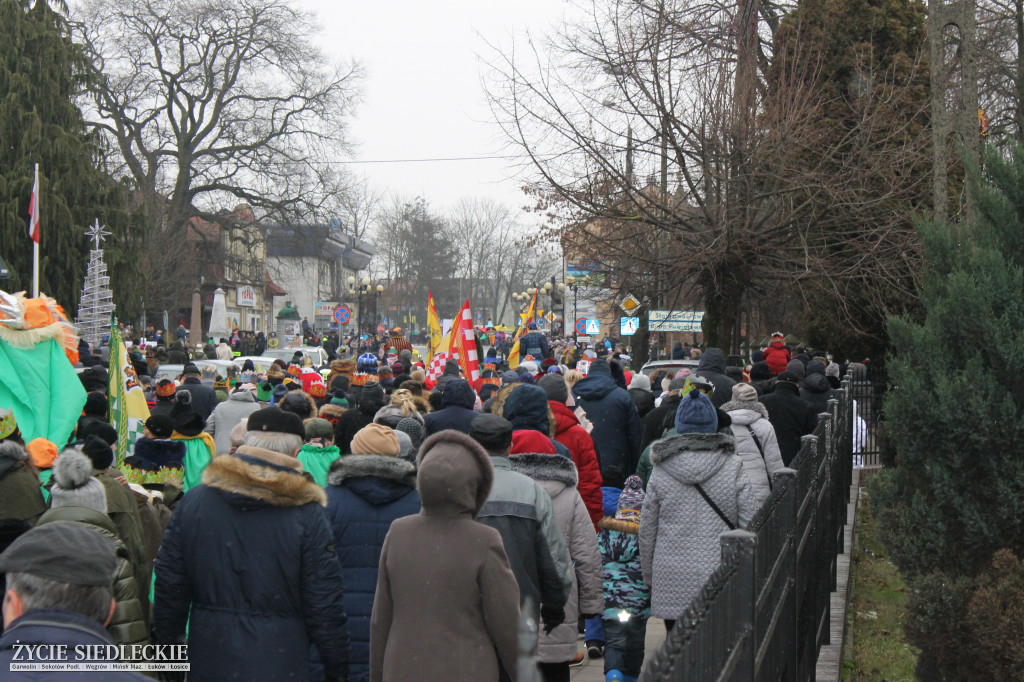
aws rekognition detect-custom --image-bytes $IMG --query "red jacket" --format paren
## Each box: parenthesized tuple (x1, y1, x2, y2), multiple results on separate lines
(549, 400, 604, 526)
(763, 341, 791, 376)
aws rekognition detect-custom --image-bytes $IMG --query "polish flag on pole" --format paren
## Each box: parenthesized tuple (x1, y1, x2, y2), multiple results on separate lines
(29, 164, 40, 298)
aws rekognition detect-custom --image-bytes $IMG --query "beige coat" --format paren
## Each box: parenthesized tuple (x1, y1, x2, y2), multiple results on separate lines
(370, 430, 520, 682)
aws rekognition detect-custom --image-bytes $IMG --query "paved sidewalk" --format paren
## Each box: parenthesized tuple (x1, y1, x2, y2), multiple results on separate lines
(570, 618, 666, 681)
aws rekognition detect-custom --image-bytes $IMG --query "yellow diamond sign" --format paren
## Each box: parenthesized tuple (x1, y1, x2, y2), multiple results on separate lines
(619, 294, 641, 314)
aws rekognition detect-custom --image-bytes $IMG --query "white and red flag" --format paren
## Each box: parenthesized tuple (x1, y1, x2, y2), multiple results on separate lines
(28, 165, 40, 244)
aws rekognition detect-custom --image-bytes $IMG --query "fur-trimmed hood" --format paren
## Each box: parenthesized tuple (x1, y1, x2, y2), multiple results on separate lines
(0, 440, 27, 477)
(598, 515, 639, 535)
(650, 430, 736, 485)
(416, 429, 493, 518)
(508, 452, 578, 489)
(203, 445, 327, 507)
(327, 453, 415, 487)
(721, 400, 769, 423)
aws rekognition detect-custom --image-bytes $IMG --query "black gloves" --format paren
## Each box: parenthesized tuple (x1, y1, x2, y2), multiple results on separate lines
(540, 605, 565, 634)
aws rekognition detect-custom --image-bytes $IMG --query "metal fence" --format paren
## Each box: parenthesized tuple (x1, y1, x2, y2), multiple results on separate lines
(848, 370, 887, 468)
(639, 373, 854, 682)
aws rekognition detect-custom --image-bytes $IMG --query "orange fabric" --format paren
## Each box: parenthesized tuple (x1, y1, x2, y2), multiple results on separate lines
(26, 437, 58, 469)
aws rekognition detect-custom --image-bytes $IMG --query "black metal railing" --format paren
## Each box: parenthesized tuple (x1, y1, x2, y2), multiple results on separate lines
(639, 374, 854, 681)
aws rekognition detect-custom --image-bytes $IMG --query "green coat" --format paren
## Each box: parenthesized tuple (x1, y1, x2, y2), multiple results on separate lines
(96, 472, 150, 628)
(0, 441, 47, 524)
(297, 444, 341, 487)
(637, 428, 676, 489)
(37, 506, 149, 645)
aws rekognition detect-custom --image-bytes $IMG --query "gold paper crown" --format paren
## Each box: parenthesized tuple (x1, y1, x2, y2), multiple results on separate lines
(350, 373, 370, 387)
(0, 408, 17, 440)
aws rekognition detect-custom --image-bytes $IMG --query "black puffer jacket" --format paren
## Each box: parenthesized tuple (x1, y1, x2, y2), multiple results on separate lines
(423, 379, 479, 436)
(178, 377, 218, 421)
(799, 362, 837, 415)
(694, 348, 737, 409)
(154, 446, 350, 682)
(571, 360, 642, 475)
(334, 399, 384, 455)
(641, 393, 682, 451)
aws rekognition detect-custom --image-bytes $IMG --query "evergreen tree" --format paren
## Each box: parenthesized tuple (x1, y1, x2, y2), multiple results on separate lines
(0, 0, 140, 318)
(874, 143, 1024, 678)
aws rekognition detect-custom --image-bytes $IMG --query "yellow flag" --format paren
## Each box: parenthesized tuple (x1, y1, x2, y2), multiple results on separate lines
(507, 290, 538, 368)
(427, 291, 443, 362)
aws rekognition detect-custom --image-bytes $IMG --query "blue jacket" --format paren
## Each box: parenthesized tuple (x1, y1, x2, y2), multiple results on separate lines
(324, 455, 421, 682)
(153, 446, 350, 682)
(0, 609, 149, 681)
(503, 384, 573, 459)
(520, 331, 551, 359)
(423, 379, 479, 436)
(572, 360, 642, 475)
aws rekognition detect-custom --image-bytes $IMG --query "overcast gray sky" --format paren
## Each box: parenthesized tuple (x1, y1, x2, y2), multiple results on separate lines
(307, 0, 570, 217)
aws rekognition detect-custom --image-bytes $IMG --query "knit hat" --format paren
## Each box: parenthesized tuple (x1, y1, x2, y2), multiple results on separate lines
(749, 361, 772, 381)
(81, 434, 114, 470)
(331, 375, 351, 392)
(51, 449, 108, 513)
(537, 374, 569, 404)
(616, 475, 645, 522)
(731, 382, 758, 403)
(26, 438, 58, 469)
(145, 414, 174, 439)
(675, 388, 718, 434)
(776, 371, 802, 385)
(350, 423, 400, 457)
(502, 370, 520, 385)
(358, 353, 379, 372)
(182, 363, 201, 376)
(396, 417, 425, 448)
(510, 429, 556, 455)
(785, 359, 806, 380)
(806, 360, 826, 377)
(280, 391, 314, 420)
(304, 418, 334, 441)
(825, 362, 841, 379)
(395, 430, 416, 462)
(361, 382, 386, 405)
(83, 392, 108, 417)
(170, 390, 206, 436)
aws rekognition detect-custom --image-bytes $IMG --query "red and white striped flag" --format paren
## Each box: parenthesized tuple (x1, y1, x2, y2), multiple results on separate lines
(28, 165, 40, 244)
(452, 299, 482, 391)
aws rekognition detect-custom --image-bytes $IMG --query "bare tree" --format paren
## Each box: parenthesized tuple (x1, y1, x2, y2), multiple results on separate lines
(487, 0, 930, 351)
(72, 0, 362, 305)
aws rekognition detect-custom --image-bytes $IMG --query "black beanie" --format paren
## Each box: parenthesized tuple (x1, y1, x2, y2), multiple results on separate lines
(82, 434, 114, 470)
(470, 414, 514, 453)
(83, 392, 108, 417)
(537, 374, 569, 404)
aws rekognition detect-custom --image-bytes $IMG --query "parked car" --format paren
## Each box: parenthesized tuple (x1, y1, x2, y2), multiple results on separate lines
(231, 356, 281, 374)
(153, 359, 237, 383)
(261, 346, 330, 370)
(639, 358, 700, 378)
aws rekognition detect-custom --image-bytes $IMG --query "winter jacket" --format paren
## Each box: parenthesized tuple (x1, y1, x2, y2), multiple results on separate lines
(597, 488, 650, 620)
(154, 445, 350, 682)
(510, 453, 603, 663)
(639, 431, 757, 619)
(550, 400, 604, 525)
(641, 393, 682, 451)
(0, 609, 149, 681)
(36, 506, 148, 646)
(571, 360, 643, 475)
(298, 444, 342, 487)
(149, 398, 174, 419)
(0, 441, 47, 524)
(216, 343, 233, 361)
(636, 409, 735, 488)
(130, 438, 185, 470)
(628, 387, 656, 419)
(501, 384, 572, 458)
(422, 378, 479, 436)
(370, 430, 520, 682)
(759, 381, 819, 466)
(722, 400, 786, 504)
(694, 348, 738, 409)
(334, 399, 384, 455)
(178, 377, 218, 421)
(204, 389, 260, 455)
(520, 330, 551, 359)
(762, 341, 791, 376)
(325, 455, 421, 682)
(799, 363, 838, 416)
(95, 472, 150, 625)
(169, 431, 216, 491)
(477, 455, 572, 617)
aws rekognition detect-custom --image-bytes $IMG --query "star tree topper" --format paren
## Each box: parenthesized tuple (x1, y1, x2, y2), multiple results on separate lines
(85, 219, 111, 250)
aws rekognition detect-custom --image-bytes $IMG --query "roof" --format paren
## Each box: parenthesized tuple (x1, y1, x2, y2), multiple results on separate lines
(265, 224, 374, 268)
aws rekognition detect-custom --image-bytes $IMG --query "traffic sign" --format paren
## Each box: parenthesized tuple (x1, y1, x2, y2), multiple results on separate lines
(585, 319, 600, 335)
(620, 317, 639, 336)
(575, 318, 588, 335)
(545, 311, 557, 322)
(619, 294, 641, 315)
(333, 305, 352, 325)
(648, 310, 704, 332)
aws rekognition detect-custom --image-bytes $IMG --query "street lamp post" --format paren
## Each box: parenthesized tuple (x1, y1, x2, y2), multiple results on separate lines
(565, 275, 579, 337)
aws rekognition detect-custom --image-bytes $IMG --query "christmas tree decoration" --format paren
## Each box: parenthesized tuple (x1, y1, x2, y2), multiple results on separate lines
(76, 220, 115, 346)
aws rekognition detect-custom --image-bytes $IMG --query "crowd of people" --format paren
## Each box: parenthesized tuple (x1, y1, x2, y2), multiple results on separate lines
(0, 325, 855, 682)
